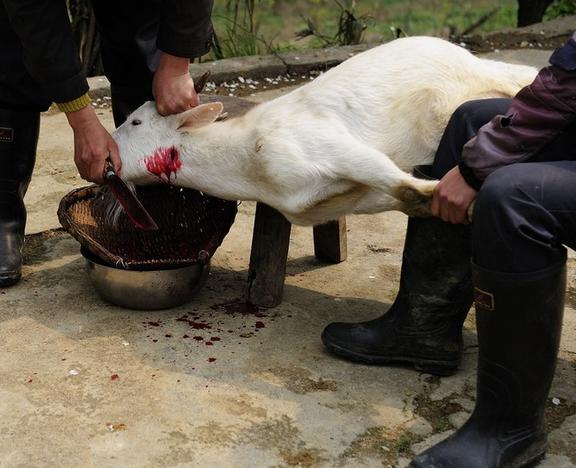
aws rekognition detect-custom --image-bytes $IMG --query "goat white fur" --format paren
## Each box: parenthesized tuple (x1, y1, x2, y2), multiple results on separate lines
(113, 36, 537, 226)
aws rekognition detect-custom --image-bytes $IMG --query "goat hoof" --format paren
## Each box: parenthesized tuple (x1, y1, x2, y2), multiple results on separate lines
(395, 181, 436, 218)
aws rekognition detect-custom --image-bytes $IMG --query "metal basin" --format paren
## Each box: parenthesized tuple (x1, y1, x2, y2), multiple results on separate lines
(82, 248, 210, 310)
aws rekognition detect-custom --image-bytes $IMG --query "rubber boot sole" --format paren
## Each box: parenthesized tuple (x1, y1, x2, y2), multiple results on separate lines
(0, 272, 21, 287)
(322, 337, 459, 377)
(505, 435, 547, 468)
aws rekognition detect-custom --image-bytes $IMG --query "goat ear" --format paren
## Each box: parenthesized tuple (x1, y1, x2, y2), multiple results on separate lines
(175, 102, 224, 131)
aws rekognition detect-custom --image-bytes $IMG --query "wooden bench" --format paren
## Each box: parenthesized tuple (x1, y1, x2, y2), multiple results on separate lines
(204, 95, 348, 307)
(247, 204, 347, 307)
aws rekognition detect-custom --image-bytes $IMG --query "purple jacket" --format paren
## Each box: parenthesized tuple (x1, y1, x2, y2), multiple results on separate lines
(459, 32, 576, 190)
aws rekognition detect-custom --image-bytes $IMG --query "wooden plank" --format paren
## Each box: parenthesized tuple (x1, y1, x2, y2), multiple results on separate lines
(313, 217, 348, 263)
(247, 203, 292, 308)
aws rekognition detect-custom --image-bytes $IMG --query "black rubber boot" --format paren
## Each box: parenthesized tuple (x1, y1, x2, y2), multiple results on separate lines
(0, 109, 40, 287)
(321, 168, 473, 376)
(410, 259, 566, 468)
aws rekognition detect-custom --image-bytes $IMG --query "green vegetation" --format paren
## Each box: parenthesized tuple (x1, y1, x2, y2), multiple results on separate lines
(545, 0, 576, 19)
(209, 0, 521, 59)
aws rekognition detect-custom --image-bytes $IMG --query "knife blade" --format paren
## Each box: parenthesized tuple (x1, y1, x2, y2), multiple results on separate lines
(194, 71, 211, 93)
(104, 160, 159, 231)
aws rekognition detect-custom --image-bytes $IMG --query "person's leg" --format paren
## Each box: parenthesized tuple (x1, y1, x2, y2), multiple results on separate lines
(321, 98, 511, 375)
(411, 161, 572, 467)
(91, 0, 159, 126)
(0, 4, 48, 286)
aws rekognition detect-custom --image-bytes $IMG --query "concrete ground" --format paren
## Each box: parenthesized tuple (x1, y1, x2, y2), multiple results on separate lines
(1, 49, 575, 468)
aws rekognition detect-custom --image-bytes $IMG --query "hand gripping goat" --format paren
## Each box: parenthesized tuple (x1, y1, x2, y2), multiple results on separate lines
(113, 37, 537, 226)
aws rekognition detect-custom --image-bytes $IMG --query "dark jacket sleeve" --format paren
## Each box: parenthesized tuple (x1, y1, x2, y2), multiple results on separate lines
(2, 0, 88, 104)
(459, 32, 576, 190)
(157, 0, 214, 59)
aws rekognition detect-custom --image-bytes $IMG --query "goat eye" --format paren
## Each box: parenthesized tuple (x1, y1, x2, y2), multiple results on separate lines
(132, 119, 142, 126)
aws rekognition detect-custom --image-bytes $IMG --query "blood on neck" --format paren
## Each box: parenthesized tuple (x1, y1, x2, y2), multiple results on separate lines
(144, 146, 182, 183)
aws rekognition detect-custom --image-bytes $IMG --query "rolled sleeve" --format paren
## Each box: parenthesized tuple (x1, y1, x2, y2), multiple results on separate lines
(461, 33, 576, 185)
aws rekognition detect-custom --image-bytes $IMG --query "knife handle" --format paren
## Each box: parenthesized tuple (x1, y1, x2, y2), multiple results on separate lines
(104, 156, 115, 180)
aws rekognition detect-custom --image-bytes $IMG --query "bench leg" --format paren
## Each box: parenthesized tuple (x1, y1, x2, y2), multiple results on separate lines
(247, 203, 292, 308)
(313, 217, 348, 263)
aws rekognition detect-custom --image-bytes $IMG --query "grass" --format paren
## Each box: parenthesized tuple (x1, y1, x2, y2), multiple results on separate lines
(208, 0, 519, 58)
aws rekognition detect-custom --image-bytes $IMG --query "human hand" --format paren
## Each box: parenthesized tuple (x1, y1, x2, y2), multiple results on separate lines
(66, 106, 121, 183)
(431, 166, 477, 224)
(153, 52, 199, 115)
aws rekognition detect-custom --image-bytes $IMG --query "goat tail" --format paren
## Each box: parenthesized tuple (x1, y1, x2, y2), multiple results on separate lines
(478, 59, 539, 97)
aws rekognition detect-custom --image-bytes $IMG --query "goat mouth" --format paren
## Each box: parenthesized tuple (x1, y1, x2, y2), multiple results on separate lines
(143, 146, 182, 183)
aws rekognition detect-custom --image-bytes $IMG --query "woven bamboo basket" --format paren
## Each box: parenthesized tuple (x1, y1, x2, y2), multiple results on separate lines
(58, 185, 237, 270)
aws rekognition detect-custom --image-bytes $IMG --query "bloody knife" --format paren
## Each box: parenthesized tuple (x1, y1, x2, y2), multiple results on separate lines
(104, 158, 159, 231)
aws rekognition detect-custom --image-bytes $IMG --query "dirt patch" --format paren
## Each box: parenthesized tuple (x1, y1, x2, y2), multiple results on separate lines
(238, 415, 301, 451)
(191, 421, 238, 447)
(23, 228, 67, 265)
(367, 244, 393, 254)
(565, 285, 576, 310)
(461, 16, 574, 53)
(462, 33, 567, 53)
(545, 398, 576, 432)
(413, 392, 466, 433)
(262, 366, 338, 394)
(339, 388, 467, 464)
(340, 426, 423, 466)
(280, 448, 326, 466)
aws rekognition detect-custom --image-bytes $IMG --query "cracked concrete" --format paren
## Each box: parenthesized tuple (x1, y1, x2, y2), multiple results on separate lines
(1, 47, 575, 467)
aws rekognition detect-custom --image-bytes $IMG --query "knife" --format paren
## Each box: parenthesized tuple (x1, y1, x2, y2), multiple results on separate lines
(104, 158, 159, 231)
(100, 75, 211, 231)
(194, 71, 210, 93)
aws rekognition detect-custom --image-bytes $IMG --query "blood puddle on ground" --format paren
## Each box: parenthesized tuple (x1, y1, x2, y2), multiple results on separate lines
(140, 298, 278, 364)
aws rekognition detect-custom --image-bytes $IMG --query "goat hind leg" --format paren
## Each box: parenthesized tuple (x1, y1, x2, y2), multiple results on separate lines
(333, 144, 437, 217)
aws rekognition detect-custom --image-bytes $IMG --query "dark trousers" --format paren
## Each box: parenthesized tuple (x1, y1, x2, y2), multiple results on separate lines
(431, 99, 576, 273)
(0, 0, 160, 124)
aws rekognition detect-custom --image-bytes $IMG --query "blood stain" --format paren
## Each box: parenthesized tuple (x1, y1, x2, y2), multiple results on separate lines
(193, 336, 204, 341)
(111, 374, 119, 381)
(144, 146, 182, 182)
(205, 342, 214, 346)
(208, 358, 216, 363)
(211, 298, 266, 317)
(176, 316, 212, 329)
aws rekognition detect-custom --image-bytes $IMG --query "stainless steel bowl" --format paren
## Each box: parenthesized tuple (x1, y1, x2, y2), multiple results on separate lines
(82, 248, 210, 310)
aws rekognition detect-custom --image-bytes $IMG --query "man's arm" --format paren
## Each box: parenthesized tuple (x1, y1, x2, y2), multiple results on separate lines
(459, 32, 576, 190)
(153, 0, 215, 115)
(433, 32, 576, 224)
(3, 0, 121, 182)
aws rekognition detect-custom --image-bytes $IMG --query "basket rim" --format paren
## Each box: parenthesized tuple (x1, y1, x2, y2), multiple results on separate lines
(58, 184, 237, 270)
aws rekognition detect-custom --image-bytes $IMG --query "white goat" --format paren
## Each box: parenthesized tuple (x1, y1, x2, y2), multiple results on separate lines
(113, 36, 537, 226)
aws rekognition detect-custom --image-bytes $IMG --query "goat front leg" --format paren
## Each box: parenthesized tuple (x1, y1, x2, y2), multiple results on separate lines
(330, 143, 438, 217)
